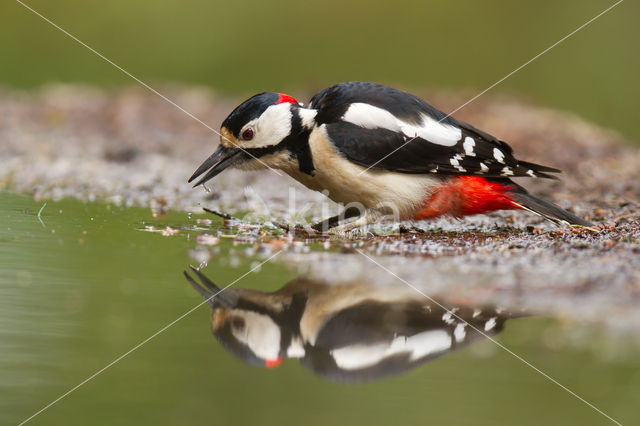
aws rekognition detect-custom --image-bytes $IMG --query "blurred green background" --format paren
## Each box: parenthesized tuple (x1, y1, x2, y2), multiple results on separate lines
(2, 0, 638, 141)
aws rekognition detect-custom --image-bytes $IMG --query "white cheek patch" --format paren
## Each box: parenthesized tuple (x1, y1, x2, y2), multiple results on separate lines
(244, 103, 293, 149)
(231, 310, 281, 361)
(341, 103, 462, 147)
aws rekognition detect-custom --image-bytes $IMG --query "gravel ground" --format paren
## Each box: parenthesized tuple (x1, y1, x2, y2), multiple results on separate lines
(2, 85, 639, 338)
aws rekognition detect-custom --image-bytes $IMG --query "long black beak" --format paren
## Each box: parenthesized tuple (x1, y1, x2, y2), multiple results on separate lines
(188, 145, 244, 187)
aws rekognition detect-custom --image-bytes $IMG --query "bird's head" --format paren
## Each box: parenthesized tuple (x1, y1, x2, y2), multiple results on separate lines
(188, 92, 303, 187)
(211, 307, 284, 369)
(184, 267, 289, 368)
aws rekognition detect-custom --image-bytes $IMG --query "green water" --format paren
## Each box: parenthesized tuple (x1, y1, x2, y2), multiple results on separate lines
(2, 0, 639, 142)
(1, 192, 639, 425)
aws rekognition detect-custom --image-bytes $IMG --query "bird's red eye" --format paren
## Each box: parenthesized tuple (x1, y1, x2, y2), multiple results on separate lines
(242, 128, 254, 141)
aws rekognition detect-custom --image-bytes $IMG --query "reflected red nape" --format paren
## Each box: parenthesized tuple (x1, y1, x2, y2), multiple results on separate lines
(276, 93, 297, 105)
(414, 176, 521, 220)
(265, 357, 282, 368)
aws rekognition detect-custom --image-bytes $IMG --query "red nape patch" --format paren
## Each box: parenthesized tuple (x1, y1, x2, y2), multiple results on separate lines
(265, 357, 282, 368)
(276, 93, 298, 105)
(414, 176, 521, 220)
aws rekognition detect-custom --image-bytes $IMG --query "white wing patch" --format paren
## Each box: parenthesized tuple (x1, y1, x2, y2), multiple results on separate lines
(330, 329, 452, 370)
(501, 166, 514, 176)
(449, 154, 466, 172)
(442, 312, 455, 325)
(463, 137, 476, 156)
(400, 116, 462, 147)
(342, 103, 462, 147)
(454, 323, 467, 343)
(342, 103, 399, 130)
(484, 317, 497, 331)
(493, 148, 505, 164)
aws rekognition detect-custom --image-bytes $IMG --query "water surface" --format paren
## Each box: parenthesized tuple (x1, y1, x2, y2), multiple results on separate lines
(1, 192, 638, 425)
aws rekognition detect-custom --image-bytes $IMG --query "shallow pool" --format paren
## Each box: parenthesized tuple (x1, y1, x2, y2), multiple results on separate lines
(1, 192, 637, 425)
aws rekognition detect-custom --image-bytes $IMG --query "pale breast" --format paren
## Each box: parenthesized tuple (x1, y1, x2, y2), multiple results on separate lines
(283, 126, 439, 219)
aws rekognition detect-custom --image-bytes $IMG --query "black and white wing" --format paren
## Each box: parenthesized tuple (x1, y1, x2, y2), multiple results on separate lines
(310, 82, 559, 179)
(302, 300, 513, 383)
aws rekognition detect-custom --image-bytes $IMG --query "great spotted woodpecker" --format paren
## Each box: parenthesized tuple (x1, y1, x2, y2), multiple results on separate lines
(189, 82, 591, 232)
(184, 267, 516, 382)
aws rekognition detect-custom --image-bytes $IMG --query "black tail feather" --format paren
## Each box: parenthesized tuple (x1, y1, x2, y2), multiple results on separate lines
(517, 160, 562, 174)
(513, 160, 561, 180)
(510, 191, 593, 227)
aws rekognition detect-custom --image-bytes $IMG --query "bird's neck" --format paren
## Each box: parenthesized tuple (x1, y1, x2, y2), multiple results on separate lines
(296, 107, 318, 131)
(245, 107, 318, 176)
(281, 107, 316, 175)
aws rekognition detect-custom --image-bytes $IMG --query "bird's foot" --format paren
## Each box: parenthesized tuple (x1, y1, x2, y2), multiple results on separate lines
(276, 223, 325, 238)
(326, 225, 372, 238)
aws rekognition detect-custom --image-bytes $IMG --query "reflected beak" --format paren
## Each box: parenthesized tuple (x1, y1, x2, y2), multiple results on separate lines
(188, 145, 244, 187)
(184, 266, 238, 309)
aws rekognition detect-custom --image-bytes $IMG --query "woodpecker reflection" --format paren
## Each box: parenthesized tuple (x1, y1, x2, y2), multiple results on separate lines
(184, 267, 521, 382)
